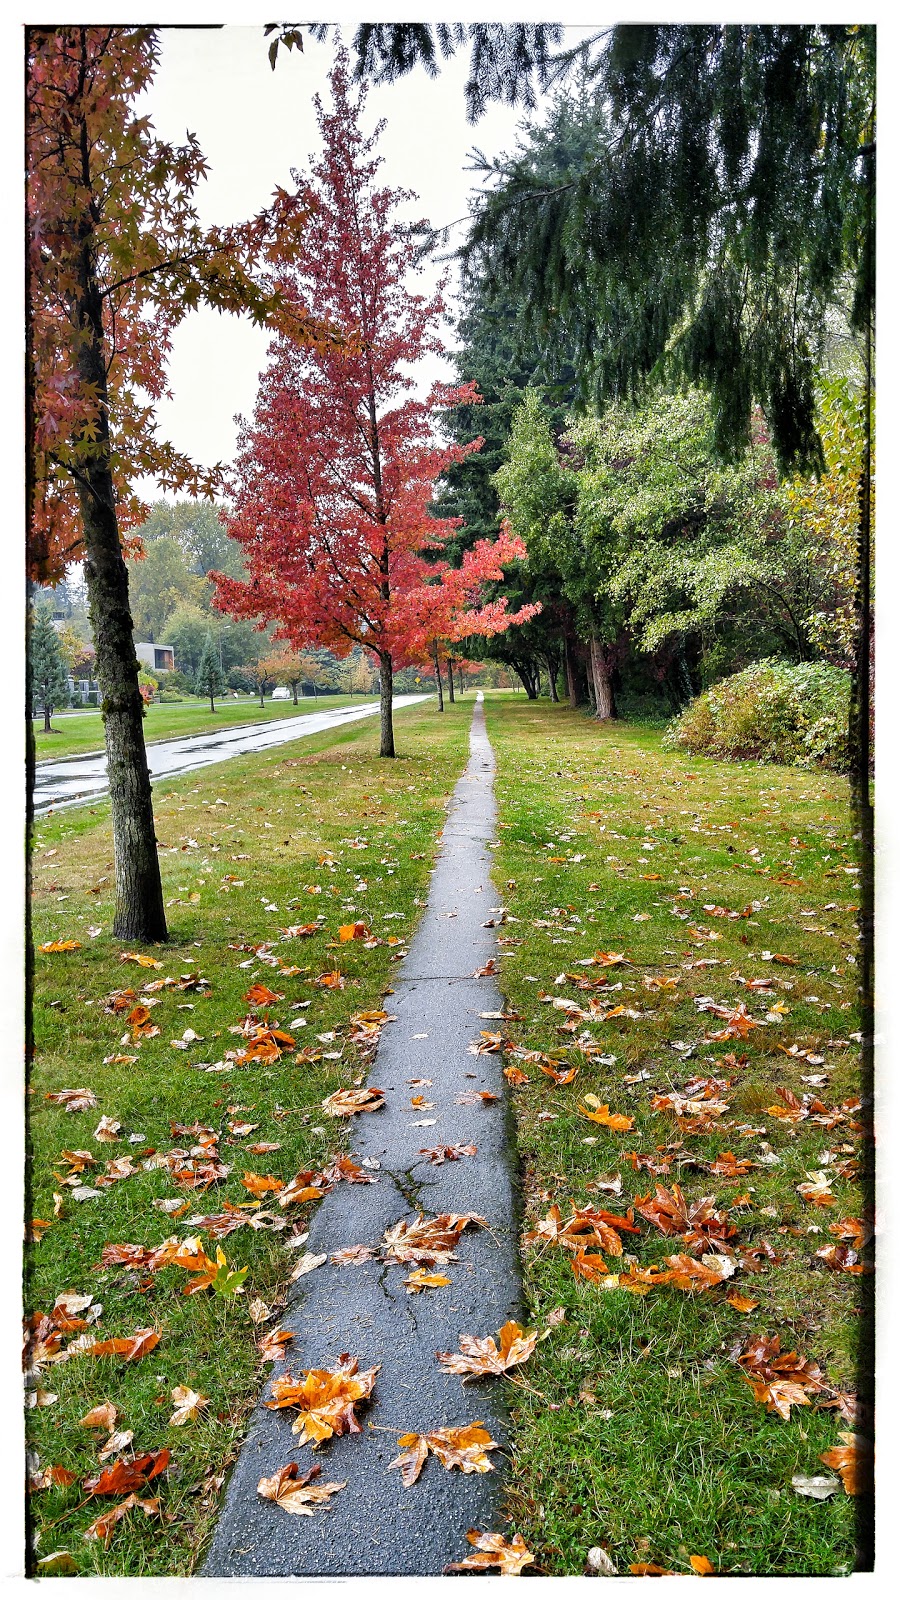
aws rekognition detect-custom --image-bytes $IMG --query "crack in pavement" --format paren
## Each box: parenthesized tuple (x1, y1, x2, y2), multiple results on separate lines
(203, 697, 523, 1577)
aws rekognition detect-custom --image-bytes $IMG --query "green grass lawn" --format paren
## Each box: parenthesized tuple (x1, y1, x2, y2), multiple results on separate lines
(33, 693, 380, 762)
(482, 696, 870, 1577)
(25, 693, 870, 1577)
(26, 697, 470, 1575)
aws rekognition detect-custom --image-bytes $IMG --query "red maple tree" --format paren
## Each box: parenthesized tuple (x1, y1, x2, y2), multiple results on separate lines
(27, 26, 320, 938)
(213, 52, 536, 756)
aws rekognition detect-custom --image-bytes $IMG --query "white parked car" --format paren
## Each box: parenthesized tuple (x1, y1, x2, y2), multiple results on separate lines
(271, 686, 291, 701)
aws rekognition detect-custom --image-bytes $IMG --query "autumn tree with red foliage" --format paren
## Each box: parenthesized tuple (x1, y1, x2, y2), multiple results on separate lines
(27, 26, 320, 940)
(213, 54, 537, 757)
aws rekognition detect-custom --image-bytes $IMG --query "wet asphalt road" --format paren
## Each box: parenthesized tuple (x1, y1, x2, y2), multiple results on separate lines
(32, 695, 430, 813)
(203, 697, 523, 1577)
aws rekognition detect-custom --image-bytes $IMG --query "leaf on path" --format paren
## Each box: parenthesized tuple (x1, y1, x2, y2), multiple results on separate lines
(388, 1422, 499, 1485)
(84, 1448, 170, 1497)
(437, 1320, 537, 1381)
(382, 1212, 485, 1266)
(404, 1269, 451, 1294)
(45, 1088, 98, 1112)
(265, 1354, 378, 1445)
(169, 1386, 209, 1425)
(419, 1144, 477, 1165)
(330, 1245, 376, 1266)
(291, 1251, 328, 1278)
(84, 1493, 160, 1547)
(820, 1432, 873, 1495)
(321, 1087, 385, 1117)
(257, 1462, 346, 1516)
(454, 1089, 500, 1105)
(446, 1529, 535, 1576)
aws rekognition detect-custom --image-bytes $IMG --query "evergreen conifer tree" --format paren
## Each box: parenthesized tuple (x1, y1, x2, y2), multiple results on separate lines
(29, 605, 70, 731)
(194, 633, 227, 712)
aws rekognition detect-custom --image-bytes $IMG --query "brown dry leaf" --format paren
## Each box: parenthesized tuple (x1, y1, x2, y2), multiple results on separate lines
(570, 1249, 613, 1281)
(244, 983, 284, 1006)
(258, 1327, 293, 1362)
(690, 1556, 716, 1575)
(382, 1211, 485, 1265)
(265, 1354, 378, 1445)
(98, 1430, 134, 1462)
(45, 1088, 99, 1113)
(330, 1245, 376, 1266)
(83, 1448, 170, 1497)
(797, 1171, 835, 1207)
(119, 952, 163, 968)
(339, 922, 371, 942)
(403, 1269, 451, 1294)
(389, 1423, 499, 1486)
(446, 1529, 535, 1576)
(437, 1320, 537, 1381)
(257, 1461, 346, 1516)
(169, 1385, 210, 1425)
(738, 1333, 826, 1418)
(815, 1243, 868, 1274)
(725, 1291, 759, 1313)
(579, 1098, 634, 1133)
(29, 1464, 78, 1490)
(242, 1171, 285, 1198)
(629, 1562, 674, 1575)
(829, 1216, 874, 1250)
(84, 1493, 159, 1548)
(661, 1253, 736, 1292)
(321, 1087, 385, 1118)
(79, 1402, 118, 1433)
(633, 1184, 737, 1253)
(315, 969, 346, 989)
(39, 939, 82, 953)
(820, 1431, 873, 1495)
(503, 1065, 530, 1086)
(88, 1328, 161, 1363)
(419, 1144, 477, 1165)
(93, 1115, 122, 1143)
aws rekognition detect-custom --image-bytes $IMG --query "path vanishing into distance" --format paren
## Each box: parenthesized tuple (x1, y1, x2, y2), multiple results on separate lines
(32, 694, 430, 813)
(204, 696, 523, 1577)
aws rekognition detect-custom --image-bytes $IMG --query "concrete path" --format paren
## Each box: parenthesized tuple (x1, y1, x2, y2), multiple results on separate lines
(32, 695, 430, 813)
(203, 696, 522, 1577)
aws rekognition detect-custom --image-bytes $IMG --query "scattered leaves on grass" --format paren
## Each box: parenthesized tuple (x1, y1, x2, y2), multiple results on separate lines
(737, 1333, 827, 1418)
(265, 1354, 378, 1444)
(83, 1448, 170, 1497)
(321, 1087, 385, 1117)
(169, 1386, 210, 1425)
(257, 1462, 346, 1516)
(437, 1320, 537, 1381)
(446, 1529, 535, 1575)
(84, 1494, 160, 1548)
(45, 1088, 98, 1113)
(579, 1097, 634, 1133)
(119, 952, 164, 968)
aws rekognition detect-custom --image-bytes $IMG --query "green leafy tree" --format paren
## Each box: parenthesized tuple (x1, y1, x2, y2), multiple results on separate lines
(138, 500, 244, 578)
(129, 537, 206, 640)
(29, 605, 70, 731)
(193, 633, 227, 712)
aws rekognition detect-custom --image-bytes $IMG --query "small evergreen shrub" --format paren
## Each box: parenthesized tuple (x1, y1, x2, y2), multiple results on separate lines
(664, 660, 850, 771)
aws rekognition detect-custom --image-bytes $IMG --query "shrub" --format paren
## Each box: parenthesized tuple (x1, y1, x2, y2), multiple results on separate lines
(664, 660, 850, 771)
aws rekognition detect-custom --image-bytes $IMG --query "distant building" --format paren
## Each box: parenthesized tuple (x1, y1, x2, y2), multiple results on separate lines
(135, 643, 175, 673)
(68, 676, 100, 706)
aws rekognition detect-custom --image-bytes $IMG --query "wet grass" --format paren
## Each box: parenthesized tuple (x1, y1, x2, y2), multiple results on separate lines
(483, 695, 869, 1578)
(25, 697, 470, 1575)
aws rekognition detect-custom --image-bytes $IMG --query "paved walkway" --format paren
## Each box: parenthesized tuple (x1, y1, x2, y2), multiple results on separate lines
(32, 695, 430, 813)
(203, 697, 522, 1577)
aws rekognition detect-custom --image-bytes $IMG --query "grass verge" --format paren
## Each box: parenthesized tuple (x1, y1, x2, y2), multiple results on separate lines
(34, 693, 380, 762)
(25, 697, 470, 1576)
(483, 696, 870, 1578)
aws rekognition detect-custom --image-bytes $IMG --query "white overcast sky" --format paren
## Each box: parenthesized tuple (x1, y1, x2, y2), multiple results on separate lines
(136, 22, 595, 495)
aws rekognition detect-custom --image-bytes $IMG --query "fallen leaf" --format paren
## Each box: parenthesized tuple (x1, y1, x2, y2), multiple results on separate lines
(36, 1552, 78, 1574)
(119, 952, 164, 968)
(820, 1432, 873, 1495)
(389, 1422, 499, 1486)
(792, 1474, 839, 1500)
(84, 1448, 170, 1497)
(45, 1088, 98, 1113)
(690, 1555, 715, 1574)
(257, 1462, 346, 1516)
(84, 1493, 159, 1548)
(291, 1251, 328, 1278)
(446, 1529, 535, 1576)
(321, 1087, 385, 1118)
(39, 940, 82, 953)
(579, 1099, 634, 1133)
(437, 1320, 537, 1381)
(78, 1402, 118, 1433)
(258, 1327, 293, 1362)
(265, 1354, 378, 1445)
(169, 1385, 210, 1426)
(87, 1328, 160, 1363)
(403, 1269, 451, 1294)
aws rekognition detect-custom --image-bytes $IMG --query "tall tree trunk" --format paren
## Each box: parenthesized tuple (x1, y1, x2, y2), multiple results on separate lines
(73, 236, 167, 943)
(545, 653, 559, 702)
(43, 704, 51, 733)
(259, 682, 265, 707)
(432, 642, 444, 711)
(564, 637, 579, 708)
(447, 656, 455, 703)
(378, 649, 395, 757)
(209, 691, 215, 712)
(292, 682, 298, 704)
(590, 637, 615, 720)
